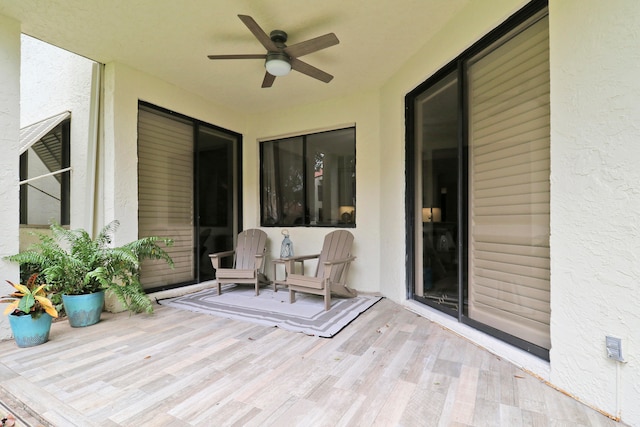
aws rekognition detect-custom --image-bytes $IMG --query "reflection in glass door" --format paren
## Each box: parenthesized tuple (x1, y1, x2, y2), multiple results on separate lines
(413, 71, 461, 314)
(197, 126, 238, 282)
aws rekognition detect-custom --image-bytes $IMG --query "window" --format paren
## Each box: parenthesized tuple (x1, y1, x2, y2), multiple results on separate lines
(407, 0, 550, 359)
(260, 127, 356, 227)
(19, 112, 71, 225)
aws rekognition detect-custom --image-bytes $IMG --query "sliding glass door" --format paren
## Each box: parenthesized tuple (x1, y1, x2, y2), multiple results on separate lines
(407, 2, 550, 358)
(138, 103, 241, 291)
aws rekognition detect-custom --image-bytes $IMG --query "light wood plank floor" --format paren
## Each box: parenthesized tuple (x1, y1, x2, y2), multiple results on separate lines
(0, 298, 626, 426)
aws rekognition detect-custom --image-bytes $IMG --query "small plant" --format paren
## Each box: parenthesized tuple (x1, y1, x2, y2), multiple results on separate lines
(1, 273, 58, 319)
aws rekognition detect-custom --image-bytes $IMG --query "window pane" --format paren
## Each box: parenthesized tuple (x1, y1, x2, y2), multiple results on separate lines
(261, 137, 304, 225)
(413, 72, 460, 311)
(197, 125, 239, 282)
(307, 128, 356, 225)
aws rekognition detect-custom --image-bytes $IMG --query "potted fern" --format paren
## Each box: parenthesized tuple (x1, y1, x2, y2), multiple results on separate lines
(6, 221, 173, 327)
(1, 273, 58, 347)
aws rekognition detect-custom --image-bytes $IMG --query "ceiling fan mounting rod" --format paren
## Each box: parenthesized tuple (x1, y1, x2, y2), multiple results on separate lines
(269, 30, 288, 45)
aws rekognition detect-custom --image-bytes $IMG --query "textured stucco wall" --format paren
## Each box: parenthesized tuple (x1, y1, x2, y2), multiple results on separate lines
(0, 16, 21, 340)
(549, 0, 640, 424)
(20, 35, 97, 231)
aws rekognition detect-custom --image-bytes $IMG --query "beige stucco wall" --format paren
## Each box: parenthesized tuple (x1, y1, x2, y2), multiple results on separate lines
(0, 15, 21, 340)
(549, 0, 640, 423)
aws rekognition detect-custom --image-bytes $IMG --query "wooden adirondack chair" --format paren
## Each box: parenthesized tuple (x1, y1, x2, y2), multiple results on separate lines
(209, 229, 269, 295)
(285, 230, 357, 310)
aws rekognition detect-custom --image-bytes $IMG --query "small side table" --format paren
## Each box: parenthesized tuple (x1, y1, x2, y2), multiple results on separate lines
(271, 258, 289, 292)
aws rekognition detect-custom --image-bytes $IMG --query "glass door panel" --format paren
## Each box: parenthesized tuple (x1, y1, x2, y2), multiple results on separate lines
(414, 71, 460, 313)
(197, 126, 238, 281)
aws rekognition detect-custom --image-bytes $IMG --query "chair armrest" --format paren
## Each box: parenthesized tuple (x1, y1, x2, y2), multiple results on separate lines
(322, 256, 356, 266)
(209, 250, 235, 269)
(210, 250, 235, 259)
(285, 253, 321, 262)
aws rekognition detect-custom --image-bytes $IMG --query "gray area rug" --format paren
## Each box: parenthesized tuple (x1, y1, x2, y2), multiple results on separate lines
(159, 284, 381, 337)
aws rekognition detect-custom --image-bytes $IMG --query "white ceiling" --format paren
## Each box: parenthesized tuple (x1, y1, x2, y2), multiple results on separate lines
(0, 0, 470, 114)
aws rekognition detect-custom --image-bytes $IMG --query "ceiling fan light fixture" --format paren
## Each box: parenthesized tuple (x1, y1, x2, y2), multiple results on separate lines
(265, 52, 291, 76)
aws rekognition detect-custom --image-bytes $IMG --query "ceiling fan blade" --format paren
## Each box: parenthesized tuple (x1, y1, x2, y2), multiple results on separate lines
(207, 54, 266, 60)
(262, 72, 276, 88)
(238, 15, 278, 52)
(284, 33, 339, 58)
(290, 58, 333, 83)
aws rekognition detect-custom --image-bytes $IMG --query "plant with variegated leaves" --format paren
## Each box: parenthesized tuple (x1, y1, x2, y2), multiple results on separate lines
(1, 273, 58, 319)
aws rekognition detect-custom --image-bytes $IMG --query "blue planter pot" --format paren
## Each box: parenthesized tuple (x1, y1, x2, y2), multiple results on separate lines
(62, 291, 105, 327)
(9, 313, 53, 348)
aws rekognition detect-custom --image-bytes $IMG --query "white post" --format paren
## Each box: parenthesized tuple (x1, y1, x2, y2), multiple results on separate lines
(0, 14, 22, 339)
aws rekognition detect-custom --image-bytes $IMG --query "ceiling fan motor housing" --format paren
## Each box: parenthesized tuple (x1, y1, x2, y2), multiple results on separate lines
(269, 30, 288, 44)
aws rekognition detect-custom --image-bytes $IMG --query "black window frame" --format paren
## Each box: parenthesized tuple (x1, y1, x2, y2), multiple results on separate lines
(260, 127, 356, 228)
(19, 118, 71, 226)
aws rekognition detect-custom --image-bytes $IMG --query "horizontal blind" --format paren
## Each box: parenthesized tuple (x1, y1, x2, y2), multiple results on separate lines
(138, 108, 194, 288)
(468, 16, 550, 349)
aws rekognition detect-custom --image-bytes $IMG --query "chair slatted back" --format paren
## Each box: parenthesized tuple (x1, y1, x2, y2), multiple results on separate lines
(316, 230, 354, 283)
(234, 229, 267, 270)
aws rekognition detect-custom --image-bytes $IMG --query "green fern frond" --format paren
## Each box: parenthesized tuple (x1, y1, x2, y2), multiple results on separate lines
(108, 279, 153, 314)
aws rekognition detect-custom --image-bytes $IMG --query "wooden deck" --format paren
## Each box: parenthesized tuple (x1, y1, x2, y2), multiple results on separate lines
(0, 298, 624, 426)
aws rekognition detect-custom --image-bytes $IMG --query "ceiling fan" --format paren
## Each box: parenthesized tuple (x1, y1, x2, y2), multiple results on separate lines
(207, 15, 339, 88)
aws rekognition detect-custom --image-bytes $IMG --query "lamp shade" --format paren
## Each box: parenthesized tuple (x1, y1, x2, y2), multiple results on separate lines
(265, 53, 291, 76)
(422, 207, 442, 222)
(339, 205, 355, 222)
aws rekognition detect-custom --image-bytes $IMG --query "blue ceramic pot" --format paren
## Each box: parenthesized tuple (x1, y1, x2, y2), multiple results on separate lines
(62, 291, 105, 327)
(9, 312, 53, 348)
